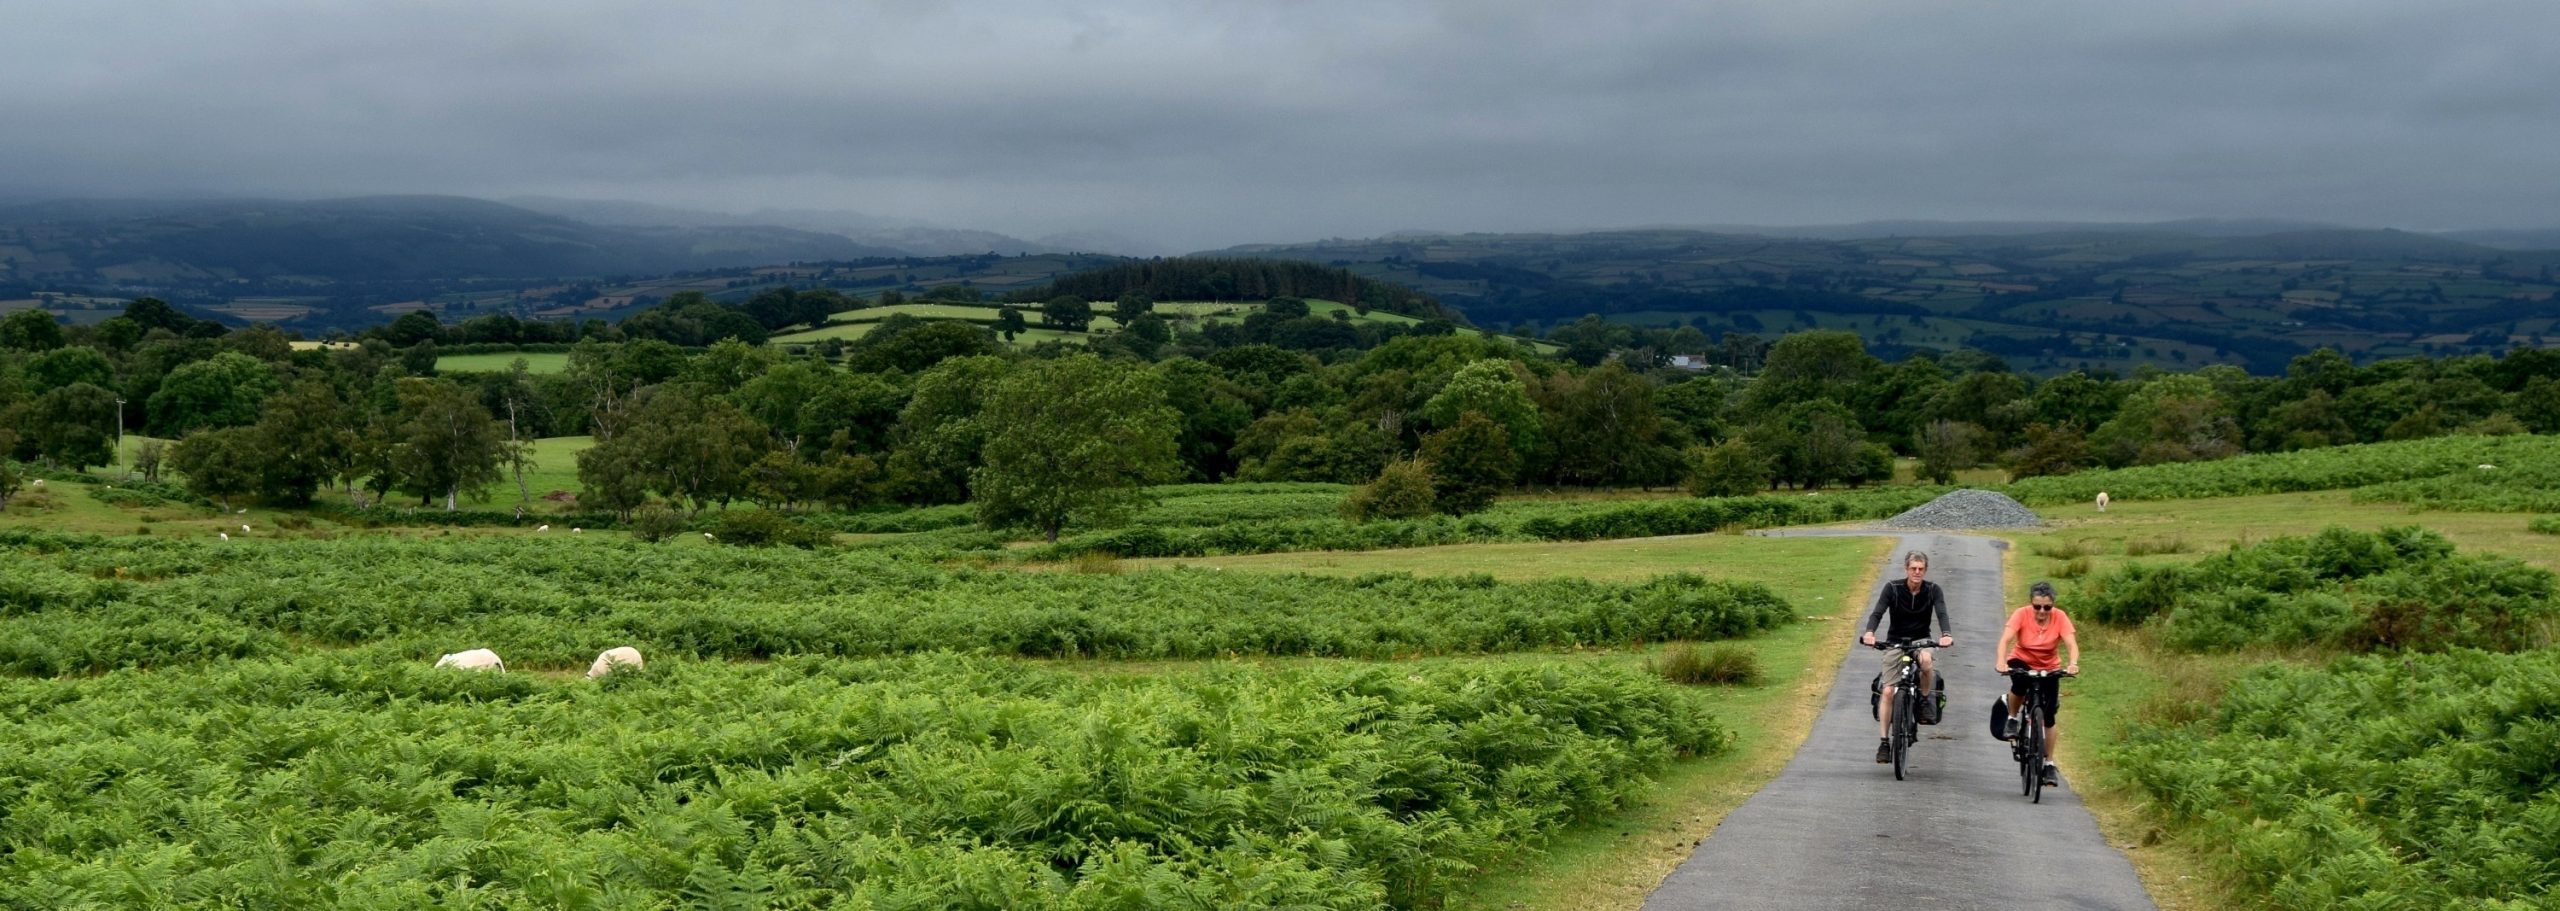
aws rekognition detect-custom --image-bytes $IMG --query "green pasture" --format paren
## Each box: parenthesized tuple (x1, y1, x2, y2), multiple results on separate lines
(432, 351, 571, 374)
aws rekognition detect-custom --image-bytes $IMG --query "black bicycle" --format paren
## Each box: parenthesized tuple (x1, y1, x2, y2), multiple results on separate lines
(1871, 640, 1945, 781)
(2003, 667, 2075, 803)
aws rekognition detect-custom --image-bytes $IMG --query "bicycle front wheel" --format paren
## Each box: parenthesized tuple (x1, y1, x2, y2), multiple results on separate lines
(1892, 692, 1913, 780)
(2022, 717, 2045, 802)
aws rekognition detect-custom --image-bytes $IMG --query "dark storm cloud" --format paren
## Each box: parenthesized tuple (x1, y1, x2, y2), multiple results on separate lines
(5, 0, 2557, 246)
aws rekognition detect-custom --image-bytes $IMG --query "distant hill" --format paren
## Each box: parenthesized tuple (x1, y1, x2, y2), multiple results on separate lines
(504, 196, 1158, 257)
(2440, 228, 2560, 251)
(1670, 217, 2351, 241)
(1202, 226, 2560, 373)
(0, 195, 886, 284)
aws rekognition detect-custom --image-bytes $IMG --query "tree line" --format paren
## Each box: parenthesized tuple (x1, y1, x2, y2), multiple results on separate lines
(13, 289, 2560, 536)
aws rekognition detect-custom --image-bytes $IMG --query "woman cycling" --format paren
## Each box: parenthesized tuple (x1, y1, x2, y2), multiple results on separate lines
(1994, 581, 2080, 787)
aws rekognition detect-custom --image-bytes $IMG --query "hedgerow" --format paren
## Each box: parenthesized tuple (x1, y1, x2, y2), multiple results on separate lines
(0, 535, 1797, 674)
(1040, 488, 1944, 558)
(0, 653, 1724, 909)
(2073, 526, 2556, 653)
(2117, 650, 2560, 909)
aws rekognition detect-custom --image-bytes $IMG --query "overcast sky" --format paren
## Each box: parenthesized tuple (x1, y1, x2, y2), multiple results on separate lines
(5, 0, 2557, 248)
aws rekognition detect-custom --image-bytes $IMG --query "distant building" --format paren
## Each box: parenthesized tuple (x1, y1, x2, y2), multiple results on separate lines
(1666, 354, 1715, 371)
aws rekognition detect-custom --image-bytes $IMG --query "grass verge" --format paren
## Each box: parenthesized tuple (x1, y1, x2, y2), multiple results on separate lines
(1439, 536, 1890, 911)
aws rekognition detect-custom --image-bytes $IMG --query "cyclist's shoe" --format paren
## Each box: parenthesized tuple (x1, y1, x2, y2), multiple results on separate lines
(1876, 739, 1892, 763)
(1999, 712, 2021, 741)
(2040, 762, 2059, 787)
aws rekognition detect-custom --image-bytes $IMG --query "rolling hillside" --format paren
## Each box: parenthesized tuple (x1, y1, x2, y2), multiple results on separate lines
(1208, 227, 2560, 372)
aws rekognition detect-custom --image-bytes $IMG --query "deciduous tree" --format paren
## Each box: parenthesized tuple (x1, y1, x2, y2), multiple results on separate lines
(971, 355, 1179, 541)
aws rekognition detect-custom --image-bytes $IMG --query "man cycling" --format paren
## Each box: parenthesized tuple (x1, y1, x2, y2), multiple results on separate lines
(1995, 580, 2081, 787)
(1862, 550, 1953, 763)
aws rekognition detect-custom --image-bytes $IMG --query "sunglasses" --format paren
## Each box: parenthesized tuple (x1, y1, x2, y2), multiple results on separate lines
(2032, 603, 2055, 611)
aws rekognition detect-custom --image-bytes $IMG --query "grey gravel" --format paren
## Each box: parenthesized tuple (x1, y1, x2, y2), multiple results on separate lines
(1883, 488, 2043, 529)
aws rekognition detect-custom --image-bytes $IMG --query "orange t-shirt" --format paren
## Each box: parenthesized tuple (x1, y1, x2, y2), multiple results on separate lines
(2004, 606, 2075, 671)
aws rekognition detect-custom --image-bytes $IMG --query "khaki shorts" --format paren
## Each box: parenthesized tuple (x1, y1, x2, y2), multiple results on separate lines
(1878, 646, 1933, 693)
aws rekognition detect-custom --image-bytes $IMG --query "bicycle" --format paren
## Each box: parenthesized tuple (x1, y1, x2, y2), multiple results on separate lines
(1870, 640, 1945, 781)
(2002, 667, 2075, 803)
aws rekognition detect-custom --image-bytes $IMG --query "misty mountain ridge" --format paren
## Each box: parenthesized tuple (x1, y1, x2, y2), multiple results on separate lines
(0, 194, 893, 283)
(504, 196, 1165, 257)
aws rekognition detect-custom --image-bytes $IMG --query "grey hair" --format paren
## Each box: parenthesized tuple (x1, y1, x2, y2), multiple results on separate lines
(2028, 581, 2057, 601)
(1904, 550, 1929, 568)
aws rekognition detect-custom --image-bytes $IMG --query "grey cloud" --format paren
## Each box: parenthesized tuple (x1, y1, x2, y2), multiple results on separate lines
(4, 0, 2559, 246)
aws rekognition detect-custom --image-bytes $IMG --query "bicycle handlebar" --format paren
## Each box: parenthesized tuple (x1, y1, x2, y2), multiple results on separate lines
(2002, 668, 2077, 678)
(1869, 639, 1949, 651)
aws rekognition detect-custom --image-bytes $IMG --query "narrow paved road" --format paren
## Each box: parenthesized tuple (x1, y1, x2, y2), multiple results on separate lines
(1641, 532, 2155, 911)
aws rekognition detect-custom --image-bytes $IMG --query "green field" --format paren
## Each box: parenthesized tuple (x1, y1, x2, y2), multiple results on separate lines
(432, 351, 572, 374)
(12, 435, 2560, 908)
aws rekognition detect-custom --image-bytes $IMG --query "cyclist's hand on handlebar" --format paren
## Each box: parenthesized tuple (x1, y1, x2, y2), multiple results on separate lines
(1936, 635, 1953, 648)
(2065, 663, 2079, 676)
(1859, 631, 1876, 647)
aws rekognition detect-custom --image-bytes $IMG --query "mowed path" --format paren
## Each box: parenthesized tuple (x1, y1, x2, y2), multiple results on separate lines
(1641, 532, 2155, 911)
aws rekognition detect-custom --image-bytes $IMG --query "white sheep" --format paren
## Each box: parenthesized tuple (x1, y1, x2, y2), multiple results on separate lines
(571, 527, 583, 533)
(433, 648, 506, 672)
(2095, 491, 2110, 512)
(703, 532, 715, 541)
(587, 646, 645, 678)
(537, 524, 551, 532)
(240, 524, 251, 533)
(218, 531, 229, 541)
(2479, 464, 2497, 470)
(27, 479, 39, 487)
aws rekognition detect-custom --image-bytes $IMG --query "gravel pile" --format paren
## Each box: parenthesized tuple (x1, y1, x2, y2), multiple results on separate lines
(1883, 488, 2043, 529)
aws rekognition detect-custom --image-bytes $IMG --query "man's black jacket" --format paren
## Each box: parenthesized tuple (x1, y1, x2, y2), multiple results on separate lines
(1865, 579, 1951, 643)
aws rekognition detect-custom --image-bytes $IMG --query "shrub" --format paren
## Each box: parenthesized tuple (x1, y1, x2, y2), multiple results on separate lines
(626, 504, 686, 542)
(2528, 516, 2560, 536)
(1066, 551, 1123, 574)
(1341, 457, 1438, 521)
(1683, 441, 1769, 498)
(1654, 642, 1761, 686)
(2122, 535, 2188, 556)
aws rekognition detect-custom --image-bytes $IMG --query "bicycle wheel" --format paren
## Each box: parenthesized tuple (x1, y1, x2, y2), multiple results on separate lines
(2024, 714, 2046, 803)
(1891, 690, 1912, 780)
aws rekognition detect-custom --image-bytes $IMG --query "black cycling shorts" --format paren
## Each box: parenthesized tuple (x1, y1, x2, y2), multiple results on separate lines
(2007, 658, 2061, 727)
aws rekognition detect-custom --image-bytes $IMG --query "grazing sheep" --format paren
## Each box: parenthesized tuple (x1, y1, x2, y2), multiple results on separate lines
(27, 479, 39, 487)
(2095, 491, 2110, 512)
(587, 646, 645, 678)
(571, 527, 583, 533)
(218, 532, 229, 541)
(537, 524, 551, 532)
(703, 532, 715, 541)
(240, 524, 251, 533)
(434, 648, 505, 672)
(2479, 464, 2497, 470)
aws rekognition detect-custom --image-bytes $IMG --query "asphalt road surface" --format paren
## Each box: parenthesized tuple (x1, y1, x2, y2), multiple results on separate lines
(1641, 532, 2157, 911)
